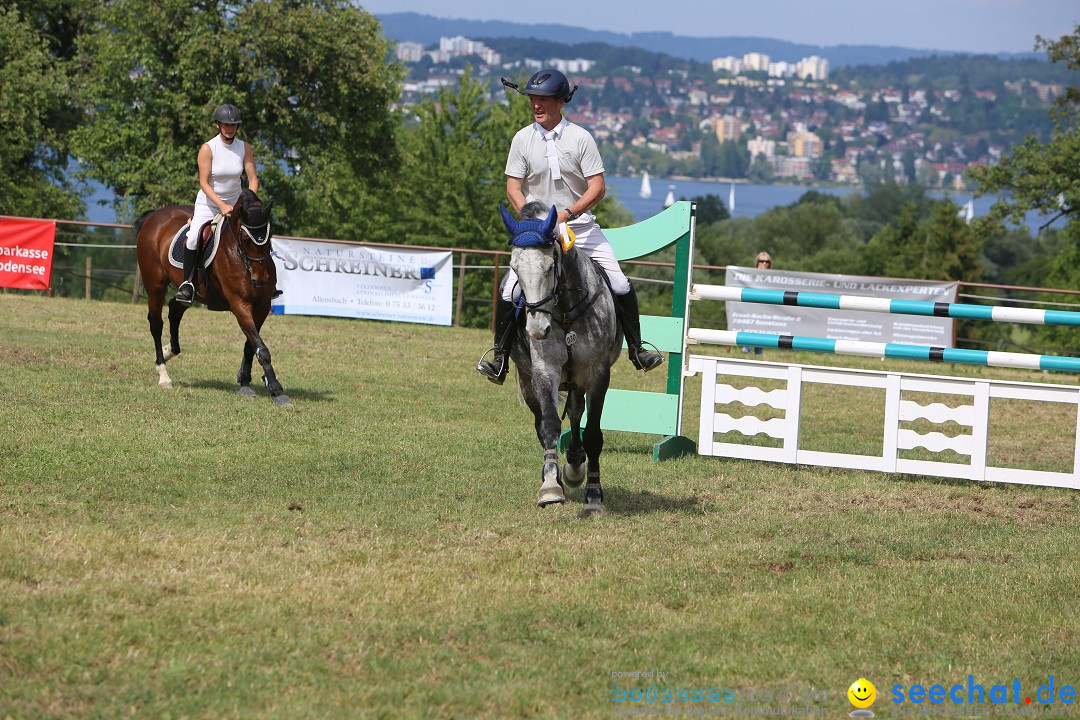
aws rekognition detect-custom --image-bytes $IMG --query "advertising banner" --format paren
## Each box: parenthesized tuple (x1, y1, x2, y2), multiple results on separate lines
(725, 267, 958, 345)
(0, 218, 56, 291)
(271, 238, 453, 326)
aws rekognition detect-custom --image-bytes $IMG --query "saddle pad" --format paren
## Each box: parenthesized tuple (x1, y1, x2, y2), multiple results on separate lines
(168, 219, 223, 269)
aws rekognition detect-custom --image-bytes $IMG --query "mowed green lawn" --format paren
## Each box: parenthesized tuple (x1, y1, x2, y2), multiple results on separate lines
(2, 294, 1078, 719)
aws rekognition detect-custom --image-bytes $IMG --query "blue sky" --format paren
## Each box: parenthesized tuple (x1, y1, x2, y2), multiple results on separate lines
(359, 1, 1077, 54)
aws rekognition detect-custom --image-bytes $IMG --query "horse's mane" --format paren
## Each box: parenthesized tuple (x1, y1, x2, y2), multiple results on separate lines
(237, 188, 260, 209)
(132, 210, 154, 238)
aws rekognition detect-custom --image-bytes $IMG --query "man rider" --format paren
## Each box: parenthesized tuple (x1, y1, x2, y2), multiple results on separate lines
(477, 68, 663, 384)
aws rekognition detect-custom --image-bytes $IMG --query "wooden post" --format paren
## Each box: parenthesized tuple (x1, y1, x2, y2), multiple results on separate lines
(132, 265, 142, 304)
(454, 252, 467, 327)
(85, 256, 92, 300)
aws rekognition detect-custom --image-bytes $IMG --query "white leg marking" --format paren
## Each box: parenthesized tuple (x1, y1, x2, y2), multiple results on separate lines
(155, 363, 173, 389)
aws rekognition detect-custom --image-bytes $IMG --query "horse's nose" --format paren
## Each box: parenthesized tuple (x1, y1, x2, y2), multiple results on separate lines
(526, 313, 550, 340)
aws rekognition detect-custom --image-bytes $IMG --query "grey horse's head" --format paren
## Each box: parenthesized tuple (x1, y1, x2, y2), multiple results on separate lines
(501, 202, 559, 340)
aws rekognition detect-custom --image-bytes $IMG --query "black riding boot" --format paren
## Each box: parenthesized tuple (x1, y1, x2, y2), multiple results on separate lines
(174, 247, 197, 306)
(477, 298, 517, 385)
(615, 284, 664, 372)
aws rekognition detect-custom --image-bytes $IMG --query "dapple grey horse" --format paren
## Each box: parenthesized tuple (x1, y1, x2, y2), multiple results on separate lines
(501, 202, 623, 512)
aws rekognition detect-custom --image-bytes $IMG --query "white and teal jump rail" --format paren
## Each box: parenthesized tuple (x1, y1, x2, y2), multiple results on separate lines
(686, 329, 1080, 373)
(690, 284, 1080, 327)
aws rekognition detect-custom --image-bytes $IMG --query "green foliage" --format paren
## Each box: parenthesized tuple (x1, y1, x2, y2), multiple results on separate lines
(863, 200, 983, 282)
(69, 0, 401, 226)
(969, 24, 1080, 350)
(391, 70, 530, 250)
(0, 4, 83, 218)
(690, 194, 730, 225)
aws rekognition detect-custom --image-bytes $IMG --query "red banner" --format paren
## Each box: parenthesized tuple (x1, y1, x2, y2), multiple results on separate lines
(0, 218, 56, 290)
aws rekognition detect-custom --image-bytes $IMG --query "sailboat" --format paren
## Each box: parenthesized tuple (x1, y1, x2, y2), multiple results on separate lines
(958, 198, 974, 224)
(639, 171, 652, 199)
(663, 184, 675, 209)
(728, 182, 736, 214)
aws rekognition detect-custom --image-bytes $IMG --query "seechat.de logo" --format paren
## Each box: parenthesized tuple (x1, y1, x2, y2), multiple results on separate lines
(849, 678, 878, 717)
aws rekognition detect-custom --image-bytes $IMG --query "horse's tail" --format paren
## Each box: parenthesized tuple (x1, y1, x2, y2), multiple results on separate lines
(132, 209, 154, 240)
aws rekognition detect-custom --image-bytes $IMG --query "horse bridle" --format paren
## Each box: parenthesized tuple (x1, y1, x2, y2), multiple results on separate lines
(226, 212, 273, 287)
(516, 238, 599, 328)
(518, 242, 564, 317)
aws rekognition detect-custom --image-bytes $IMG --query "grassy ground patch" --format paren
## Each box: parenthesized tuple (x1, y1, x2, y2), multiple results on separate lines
(2, 295, 1078, 719)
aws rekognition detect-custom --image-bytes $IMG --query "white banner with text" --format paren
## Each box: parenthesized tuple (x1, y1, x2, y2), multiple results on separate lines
(725, 267, 958, 345)
(271, 239, 453, 326)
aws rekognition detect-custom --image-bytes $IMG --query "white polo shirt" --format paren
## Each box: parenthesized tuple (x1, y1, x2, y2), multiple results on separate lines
(505, 118, 605, 226)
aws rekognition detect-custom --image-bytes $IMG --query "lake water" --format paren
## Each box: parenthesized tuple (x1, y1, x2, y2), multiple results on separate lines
(84, 176, 1056, 233)
(606, 175, 1054, 231)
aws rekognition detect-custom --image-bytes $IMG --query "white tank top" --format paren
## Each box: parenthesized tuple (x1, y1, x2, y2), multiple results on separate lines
(196, 134, 245, 206)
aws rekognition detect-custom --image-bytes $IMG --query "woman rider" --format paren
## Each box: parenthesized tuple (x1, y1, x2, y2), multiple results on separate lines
(175, 103, 259, 305)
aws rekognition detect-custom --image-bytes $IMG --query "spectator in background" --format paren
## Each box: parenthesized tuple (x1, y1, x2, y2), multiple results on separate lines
(742, 251, 774, 355)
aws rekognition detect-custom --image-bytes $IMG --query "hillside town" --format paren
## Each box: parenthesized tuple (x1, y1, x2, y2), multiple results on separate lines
(395, 36, 1066, 189)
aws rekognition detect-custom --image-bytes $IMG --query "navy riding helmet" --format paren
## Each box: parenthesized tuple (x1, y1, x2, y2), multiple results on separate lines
(501, 68, 578, 103)
(213, 103, 242, 124)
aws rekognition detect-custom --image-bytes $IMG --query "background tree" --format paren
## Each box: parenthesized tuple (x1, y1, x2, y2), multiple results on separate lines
(0, 4, 83, 218)
(970, 24, 1080, 349)
(69, 0, 400, 230)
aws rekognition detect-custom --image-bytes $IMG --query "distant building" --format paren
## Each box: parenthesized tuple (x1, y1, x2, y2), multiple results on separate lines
(549, 58, 595, 74)
(768, 61, 794, 78)
(437, 35, 501, 65)
(715, 114, 742, 144)
(787, 123, 823, 158)
(747, 135, 776, 159)
(743, 52, 770, 73)
(796, 56, 829, 81)
(395, 41, 424, 63)
(711, 56, 743, 75)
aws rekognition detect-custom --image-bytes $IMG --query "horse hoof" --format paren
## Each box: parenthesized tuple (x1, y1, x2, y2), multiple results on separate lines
(563, 462, 586, 488)
(581, 501, 607, 517)
(537, 481, 566, 507)
(273, 394, 293, 408)
(239, 386, 256, 398)
(158, 380, 173, 390)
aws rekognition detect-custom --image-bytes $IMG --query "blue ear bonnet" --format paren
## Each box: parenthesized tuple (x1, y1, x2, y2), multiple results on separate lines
(500, 204, 557, 248)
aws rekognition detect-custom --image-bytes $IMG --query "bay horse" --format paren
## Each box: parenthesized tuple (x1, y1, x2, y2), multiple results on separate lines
(134, 189, 291, 406)
(501, 202, 622, 513)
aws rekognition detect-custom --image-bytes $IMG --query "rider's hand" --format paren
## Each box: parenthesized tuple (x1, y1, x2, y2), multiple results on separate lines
(557, 209, 571, 224)
(219, 203, 235, 216)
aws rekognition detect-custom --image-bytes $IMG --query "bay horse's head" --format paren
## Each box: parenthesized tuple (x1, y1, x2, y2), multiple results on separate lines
(235, 188, 274, 247)
(501, 202, 560, 340)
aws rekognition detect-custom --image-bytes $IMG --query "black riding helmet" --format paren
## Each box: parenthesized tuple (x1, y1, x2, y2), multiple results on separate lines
(213, 103, 242, 124)
(501, 68, 578, 103)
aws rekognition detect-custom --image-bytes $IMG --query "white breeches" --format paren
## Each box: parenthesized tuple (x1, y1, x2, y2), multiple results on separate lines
(185, 194, 237, 250)
(501, 221, 631, 302)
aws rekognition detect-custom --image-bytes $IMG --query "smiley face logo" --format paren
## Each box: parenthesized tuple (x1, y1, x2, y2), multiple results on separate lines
(848, 678, 877, 713)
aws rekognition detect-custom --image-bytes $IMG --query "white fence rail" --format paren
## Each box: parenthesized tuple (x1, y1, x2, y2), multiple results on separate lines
(686, 355, 1080, 490)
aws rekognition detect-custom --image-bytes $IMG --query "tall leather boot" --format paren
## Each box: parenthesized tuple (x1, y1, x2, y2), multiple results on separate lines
(615, 283, 664, 372)
(477, 298, 518, 384)
(174, 247, 197, 306)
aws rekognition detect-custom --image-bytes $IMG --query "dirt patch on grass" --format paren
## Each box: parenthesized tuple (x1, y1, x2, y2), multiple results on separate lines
(845, 489, 1075, 525)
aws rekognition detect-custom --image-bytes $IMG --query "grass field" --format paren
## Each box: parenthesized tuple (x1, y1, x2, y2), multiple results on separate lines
(2, 294, 1079, 719)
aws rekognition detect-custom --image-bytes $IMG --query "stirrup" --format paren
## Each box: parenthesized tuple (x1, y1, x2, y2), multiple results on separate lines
(174, 280, 195, 306)
(476, 348, 508, 385)
(630, 341, 664, 372)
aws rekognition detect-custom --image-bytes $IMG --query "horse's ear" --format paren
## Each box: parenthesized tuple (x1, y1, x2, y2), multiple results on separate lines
(541, 205, 558, 237)
(499, 204, 517, 236)
(265, 199, 274, 212)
